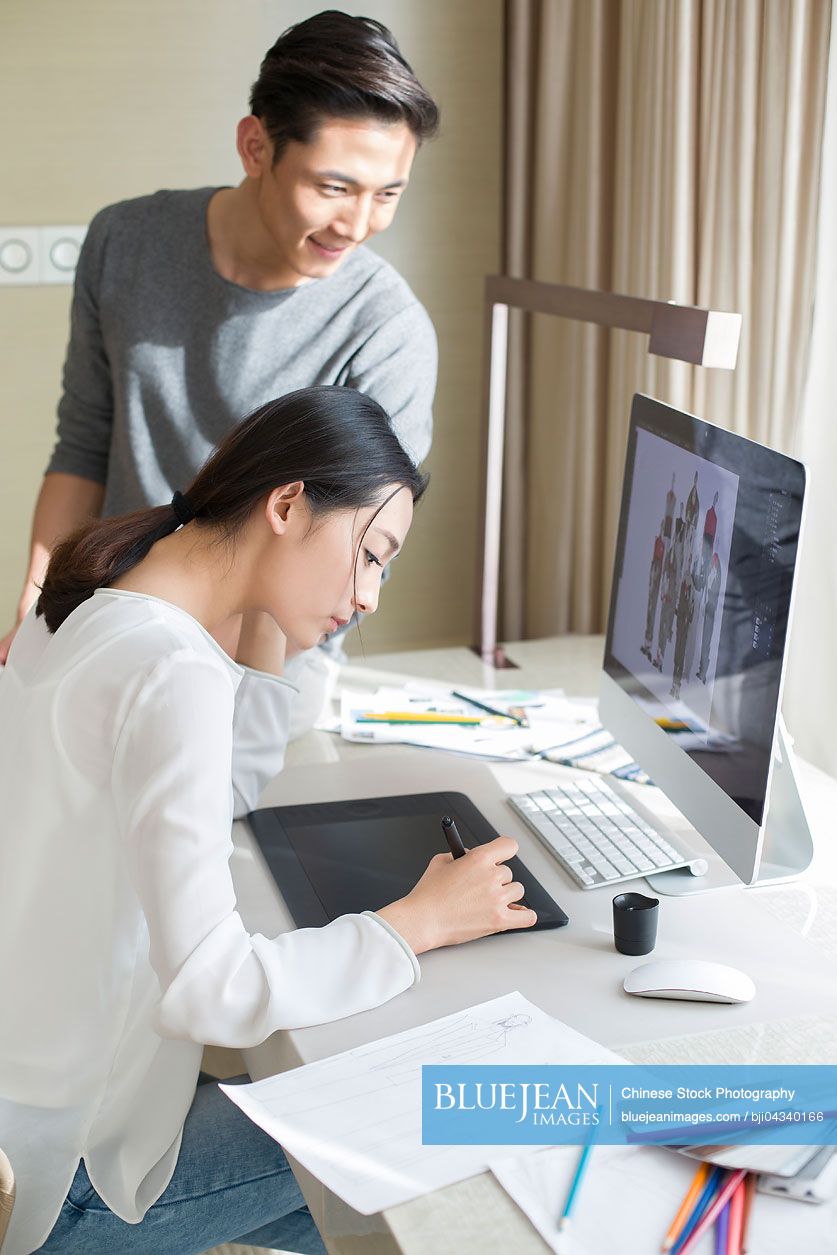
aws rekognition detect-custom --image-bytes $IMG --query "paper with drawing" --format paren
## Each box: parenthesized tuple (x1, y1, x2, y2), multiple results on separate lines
(221, 991, 621, 1214)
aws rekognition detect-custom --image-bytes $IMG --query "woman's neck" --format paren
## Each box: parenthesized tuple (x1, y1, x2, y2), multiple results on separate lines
(109, 525, 251, 638)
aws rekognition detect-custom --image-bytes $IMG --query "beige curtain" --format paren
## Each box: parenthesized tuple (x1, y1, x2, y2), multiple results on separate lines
(783, 4, 837, 774)
(502, 0, 831, 642)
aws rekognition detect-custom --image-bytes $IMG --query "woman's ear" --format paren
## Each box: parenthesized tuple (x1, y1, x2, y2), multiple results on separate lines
(266, 482, 305, 535)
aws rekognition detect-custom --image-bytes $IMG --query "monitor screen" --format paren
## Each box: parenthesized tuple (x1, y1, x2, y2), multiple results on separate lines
(604, 395, 805, 826)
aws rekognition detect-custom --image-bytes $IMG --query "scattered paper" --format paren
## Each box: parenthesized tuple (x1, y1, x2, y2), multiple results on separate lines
(317, 680, 651, 781)
(221, 992, 621, 1215)
(322, 683, 612, 764)
(490, 1144, 691, 1255)
(490, 1142, 837, 1255)
(618, 1016, 837, 1179)
(618, 1012, 837, 1068)
(337, 686, 536, 758)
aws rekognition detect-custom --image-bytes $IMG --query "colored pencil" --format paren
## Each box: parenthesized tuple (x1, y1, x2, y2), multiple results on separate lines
(726, 1178, 746, 1255)
(714, 1200, 730, 1255)
(662, 1162, 710, 1251)
(671, 1167, 723, 1254)
(558, 1141, 595, 1231)
(451, 688, 528, 727)
(354, 711, 489, 726)
(740, 1173, 757, 1253)
(656, 717, 690, 731)
(676, 1169, 748, 1255)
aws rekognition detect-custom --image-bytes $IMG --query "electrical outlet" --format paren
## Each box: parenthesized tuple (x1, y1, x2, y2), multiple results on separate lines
(0, 225, 87, 285)
(39, 225, 87, 284)
(0, 227, 39, 285)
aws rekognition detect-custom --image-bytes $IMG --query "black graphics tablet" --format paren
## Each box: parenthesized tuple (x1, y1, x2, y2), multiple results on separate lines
(247, 791, 569, 931)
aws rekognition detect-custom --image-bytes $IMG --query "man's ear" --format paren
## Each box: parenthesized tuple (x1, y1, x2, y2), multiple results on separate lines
(237, 115, 273, 179)
(266, 482, 305, 535)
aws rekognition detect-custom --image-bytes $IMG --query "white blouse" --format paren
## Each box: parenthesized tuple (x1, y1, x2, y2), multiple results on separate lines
(0, 590, 418, 1255)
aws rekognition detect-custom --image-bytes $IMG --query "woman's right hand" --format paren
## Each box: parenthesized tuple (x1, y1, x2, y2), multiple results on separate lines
(376, 837, 537, 955)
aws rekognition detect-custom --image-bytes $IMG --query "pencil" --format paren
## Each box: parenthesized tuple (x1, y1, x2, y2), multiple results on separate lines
(558, 1140, 594, 1231)
(676, 1169, 747, 1255)
(726, 1178, 745, 1254)
(451, 689, 528, 727)
(670, 1167, 722, 1254)
(354, 711, 487, 725)
(662, 1162, 709, 1251)
(740, 1173, 757, 1253)
(714, 1199, 729, 1255)
(655, 717, 690, 731)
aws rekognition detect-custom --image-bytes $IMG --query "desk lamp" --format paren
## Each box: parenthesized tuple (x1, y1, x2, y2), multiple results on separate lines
(476, 276, 741, 666)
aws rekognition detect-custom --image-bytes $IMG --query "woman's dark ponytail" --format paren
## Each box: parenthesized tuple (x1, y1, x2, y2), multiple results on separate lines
(36, 504, 185, 634)
(36, 387, 427, 634)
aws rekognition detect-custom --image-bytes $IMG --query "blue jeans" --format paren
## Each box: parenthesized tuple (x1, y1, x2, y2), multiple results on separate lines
(35, 1076, 326, 1254)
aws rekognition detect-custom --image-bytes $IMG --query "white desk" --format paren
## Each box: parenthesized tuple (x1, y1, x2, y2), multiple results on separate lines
(231, 636, 837, 1254)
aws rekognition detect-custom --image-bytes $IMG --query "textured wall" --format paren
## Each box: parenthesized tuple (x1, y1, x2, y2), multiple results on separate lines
(0, 0, 502, 652)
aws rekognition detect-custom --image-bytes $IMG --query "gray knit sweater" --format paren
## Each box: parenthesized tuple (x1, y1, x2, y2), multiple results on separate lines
(48, 188, 437, 515)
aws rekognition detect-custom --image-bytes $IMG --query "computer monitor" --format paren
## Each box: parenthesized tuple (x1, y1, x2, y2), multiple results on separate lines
(599, 393, 810, 892)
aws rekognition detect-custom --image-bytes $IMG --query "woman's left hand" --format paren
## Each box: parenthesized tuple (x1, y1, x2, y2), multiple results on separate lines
(235, 611, 293, 674)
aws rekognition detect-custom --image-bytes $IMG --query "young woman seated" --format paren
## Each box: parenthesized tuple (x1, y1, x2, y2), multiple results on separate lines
(0, 386, 536, 1255)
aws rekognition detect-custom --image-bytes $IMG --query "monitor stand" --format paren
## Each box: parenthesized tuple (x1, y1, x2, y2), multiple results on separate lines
(645, 718, 814, 897)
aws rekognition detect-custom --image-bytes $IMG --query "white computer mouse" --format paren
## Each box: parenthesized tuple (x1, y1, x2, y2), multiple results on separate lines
(624, 959, 756, 1004)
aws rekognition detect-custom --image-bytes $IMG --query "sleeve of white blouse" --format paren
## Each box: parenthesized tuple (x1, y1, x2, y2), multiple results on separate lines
(230, 665, 298, 818)
(112, 650, 419, 1047)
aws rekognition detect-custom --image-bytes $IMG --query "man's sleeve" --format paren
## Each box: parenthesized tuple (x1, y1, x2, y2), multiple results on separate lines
(46, 207, 115, 484)
(346, 301, 437, 465)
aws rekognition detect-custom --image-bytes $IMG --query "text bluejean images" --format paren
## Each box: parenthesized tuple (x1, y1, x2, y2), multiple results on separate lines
(421, 1065, 837, 1146)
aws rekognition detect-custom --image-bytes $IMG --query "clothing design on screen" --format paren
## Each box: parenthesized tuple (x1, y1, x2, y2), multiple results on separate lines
(610, 428, 738, 731)
(641, 474, 723, 699)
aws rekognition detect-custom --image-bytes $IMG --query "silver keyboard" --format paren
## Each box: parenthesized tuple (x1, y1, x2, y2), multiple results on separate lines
(508, 775, 690, 889)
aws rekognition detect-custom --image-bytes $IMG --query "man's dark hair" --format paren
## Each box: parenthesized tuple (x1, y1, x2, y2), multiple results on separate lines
(249, 9, 439, 162)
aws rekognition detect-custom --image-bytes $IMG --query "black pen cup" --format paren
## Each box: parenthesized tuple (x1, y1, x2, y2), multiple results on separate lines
(612, 892, 659, 956)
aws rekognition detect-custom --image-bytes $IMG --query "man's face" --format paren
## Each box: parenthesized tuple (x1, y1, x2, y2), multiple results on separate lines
(252, 117, 416, 285)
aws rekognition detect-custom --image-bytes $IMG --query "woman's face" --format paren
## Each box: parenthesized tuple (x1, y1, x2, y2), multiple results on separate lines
(261, 485, 415, 651)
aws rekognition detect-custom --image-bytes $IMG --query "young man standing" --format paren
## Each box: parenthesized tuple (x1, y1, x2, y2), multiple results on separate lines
(1, 11, 438, 665)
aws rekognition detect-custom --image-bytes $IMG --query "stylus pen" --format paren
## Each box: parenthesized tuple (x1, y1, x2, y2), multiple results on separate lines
(441, 815, 467, 858)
